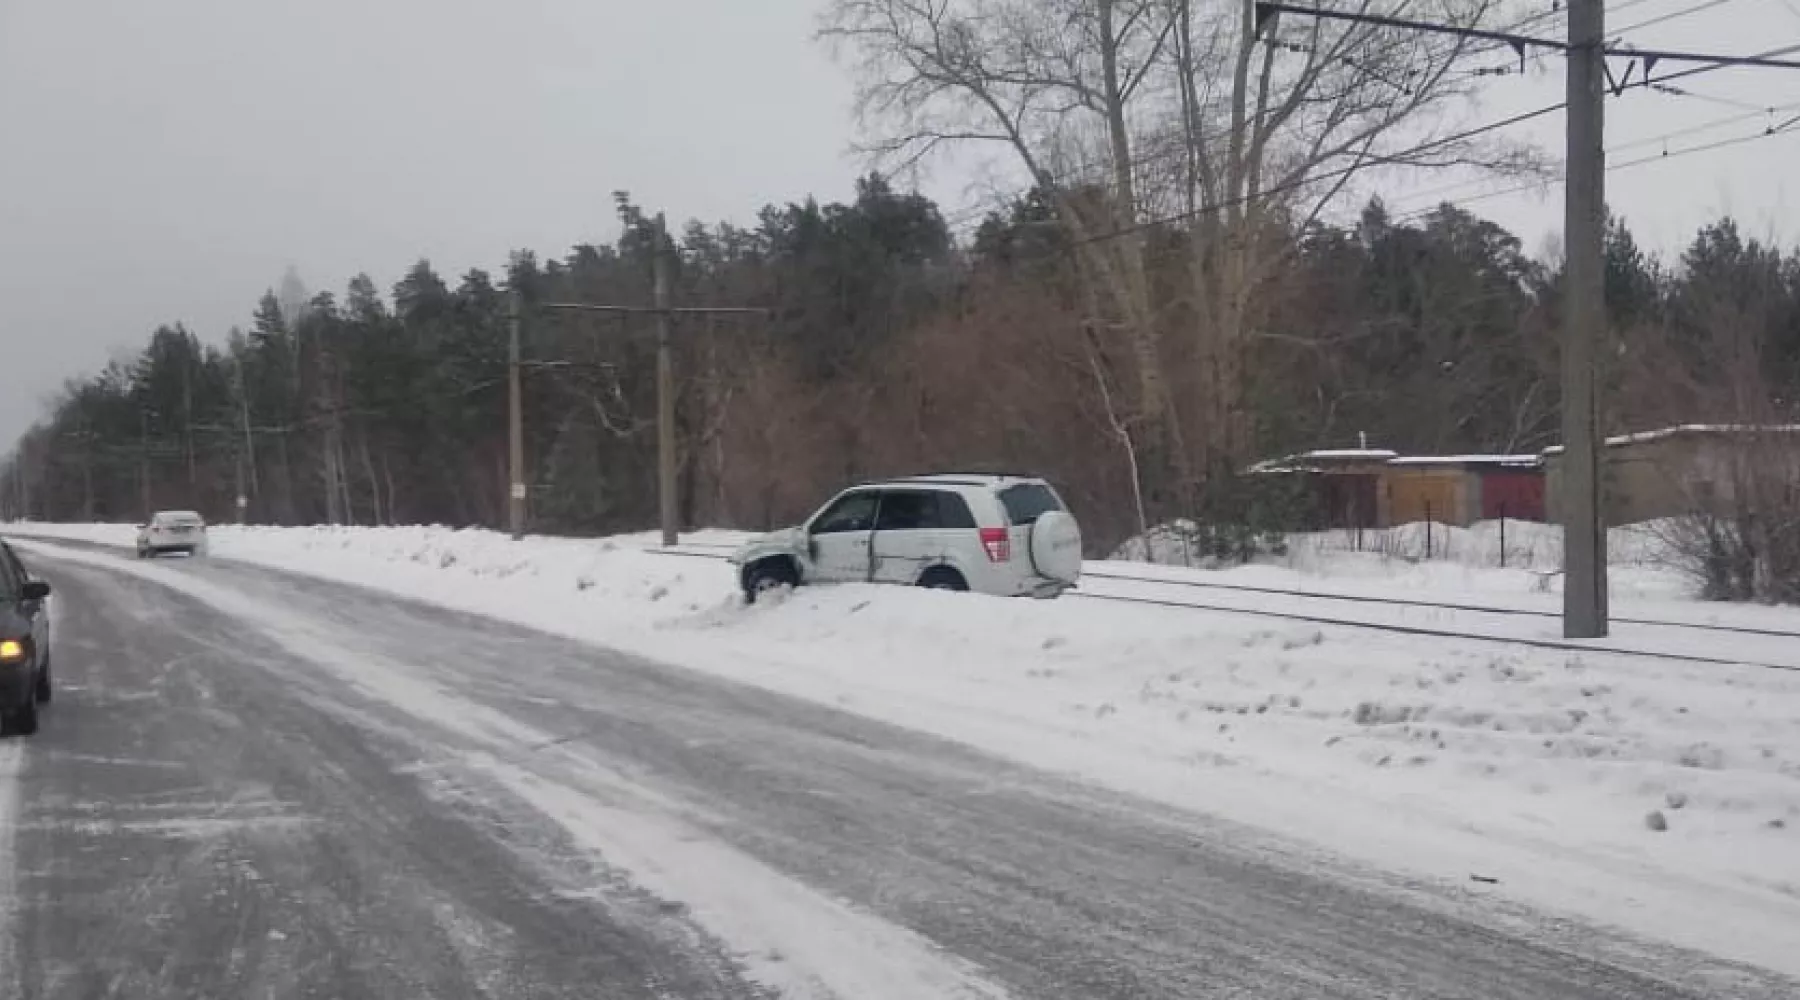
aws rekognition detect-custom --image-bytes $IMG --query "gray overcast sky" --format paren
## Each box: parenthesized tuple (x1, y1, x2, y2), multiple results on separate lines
(2, 0, 1797, 447)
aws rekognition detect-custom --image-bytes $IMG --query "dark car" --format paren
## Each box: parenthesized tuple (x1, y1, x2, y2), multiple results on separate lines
(0, 541, 52, 736)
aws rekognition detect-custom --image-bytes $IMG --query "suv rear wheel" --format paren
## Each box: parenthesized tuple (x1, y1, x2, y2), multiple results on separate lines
(916, 566, 969, 591)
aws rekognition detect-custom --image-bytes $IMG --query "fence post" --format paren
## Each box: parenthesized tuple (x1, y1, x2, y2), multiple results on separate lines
(1500, 502, 1507, 568)
(1425, 501, 1434, 560)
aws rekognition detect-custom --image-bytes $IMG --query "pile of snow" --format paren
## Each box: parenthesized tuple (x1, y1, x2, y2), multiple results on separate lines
(8, 519, 1800, 975)
(8, 522, 755, 633)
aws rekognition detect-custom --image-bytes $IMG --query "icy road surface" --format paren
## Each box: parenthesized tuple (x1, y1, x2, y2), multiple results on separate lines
(0, 542, 1789, 999)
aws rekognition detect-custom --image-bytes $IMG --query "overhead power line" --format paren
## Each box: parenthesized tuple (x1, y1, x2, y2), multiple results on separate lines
(1393, 111, 1800, 221)
(1612, 0, 1735, 37)
(1638, 40, 1800, 86)
(1065, 102, 1568, 249)
(970, 6, 1800, 254)
(1612, 100, 1800, 149)
(1648, 81, 1780, 112)
(1612, 112, 1800, 166)
(1388, 98, 1800, 214)
(974, 3, 1635, 219)
(1255, 2, 1800, 74)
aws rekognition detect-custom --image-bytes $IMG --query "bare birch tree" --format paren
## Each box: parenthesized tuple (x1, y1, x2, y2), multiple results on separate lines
(822, 0, 1533, 509)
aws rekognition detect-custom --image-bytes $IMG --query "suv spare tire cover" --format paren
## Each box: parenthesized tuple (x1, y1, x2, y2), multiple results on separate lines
(1029, 511, 1082, 583)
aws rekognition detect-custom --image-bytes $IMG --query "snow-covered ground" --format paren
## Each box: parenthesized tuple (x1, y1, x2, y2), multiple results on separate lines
(9, 520, 1800, 977)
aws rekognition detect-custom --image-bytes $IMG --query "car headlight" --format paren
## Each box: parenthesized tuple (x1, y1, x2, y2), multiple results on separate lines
(0, 639, 25, 662)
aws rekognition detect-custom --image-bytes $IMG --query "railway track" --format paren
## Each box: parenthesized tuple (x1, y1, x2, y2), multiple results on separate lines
(1078, 565, 1800, 642)
(652, 541, 1800, 673)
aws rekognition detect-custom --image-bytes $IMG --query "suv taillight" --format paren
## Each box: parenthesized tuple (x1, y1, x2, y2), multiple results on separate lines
(979, 527, 1010, 562)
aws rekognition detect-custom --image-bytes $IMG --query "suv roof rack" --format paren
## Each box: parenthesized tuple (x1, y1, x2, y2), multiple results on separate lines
(892, 472, 1036, 483)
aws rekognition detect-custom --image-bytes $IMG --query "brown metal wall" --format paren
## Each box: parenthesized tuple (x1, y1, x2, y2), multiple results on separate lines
(1386, 470, 1467, 526)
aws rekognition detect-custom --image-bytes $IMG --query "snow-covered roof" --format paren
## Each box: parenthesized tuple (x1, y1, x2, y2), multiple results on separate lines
(1249, 449, 1537, 474)
(1541, 424, 1800, 457)
(1387, 454, 1541, 468)
(1299, 449, 1399, 461)
(1243, 462, 1325, 475)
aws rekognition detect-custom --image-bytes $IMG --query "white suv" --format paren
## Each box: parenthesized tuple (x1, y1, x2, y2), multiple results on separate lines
(731, 474, 1082, 601)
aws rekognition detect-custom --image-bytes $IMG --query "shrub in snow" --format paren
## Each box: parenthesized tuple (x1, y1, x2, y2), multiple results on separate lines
(1352, 701, 1411, 726)
(1661, 511, 1800, 605)
(1645, 810, 1669, 832)
(1665, 790, 1689, 810)
(1113, 474, 1314, 566)
(1675, 743, 1727, 770)
(1281, 630, 1325, 650)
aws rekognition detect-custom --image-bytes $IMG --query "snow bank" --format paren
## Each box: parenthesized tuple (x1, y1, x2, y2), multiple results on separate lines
(10, 520, 1800, 975)
(6, 522, 755, 633)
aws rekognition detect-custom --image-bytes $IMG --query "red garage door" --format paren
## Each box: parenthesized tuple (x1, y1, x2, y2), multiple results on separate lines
(1481, 470, 1545, 521)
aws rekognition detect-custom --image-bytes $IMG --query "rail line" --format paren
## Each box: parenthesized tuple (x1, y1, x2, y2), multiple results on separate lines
(654, 543, 1800, 673)
(1078, 566, 1800, 642)
(1065, 590, 1800, 673)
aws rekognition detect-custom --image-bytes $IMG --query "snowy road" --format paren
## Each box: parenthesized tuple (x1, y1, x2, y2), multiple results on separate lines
(1, 542, 1788, 999)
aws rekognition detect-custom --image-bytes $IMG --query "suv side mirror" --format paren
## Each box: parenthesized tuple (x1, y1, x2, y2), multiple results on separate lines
(21, 581, 50, 601)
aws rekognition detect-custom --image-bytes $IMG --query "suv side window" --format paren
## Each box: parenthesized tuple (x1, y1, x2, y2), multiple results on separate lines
(874, 490, 937, 531)
(811, 491, 880, 534)
(998, 483, 1063, 526)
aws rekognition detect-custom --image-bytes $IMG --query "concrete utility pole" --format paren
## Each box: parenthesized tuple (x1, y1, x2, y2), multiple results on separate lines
(1562, 0, 1609, 638)
(235, 350, 259, 516)
(508, 289, 527, 541)
(652, 213, 679, 548)
(527, 213, 766, 548)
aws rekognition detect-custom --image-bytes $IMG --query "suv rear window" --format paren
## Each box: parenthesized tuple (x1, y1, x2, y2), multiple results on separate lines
(997, 483, 1062, 526)
(933, 492, 978, 530)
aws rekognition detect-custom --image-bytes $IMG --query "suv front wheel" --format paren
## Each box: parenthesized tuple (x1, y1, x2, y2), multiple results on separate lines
(742, 558, 800, 604)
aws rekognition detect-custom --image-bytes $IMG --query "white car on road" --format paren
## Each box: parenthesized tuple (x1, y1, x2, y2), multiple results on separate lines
(731, 474, 1082, 601)
(137, 510, 209, 558)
